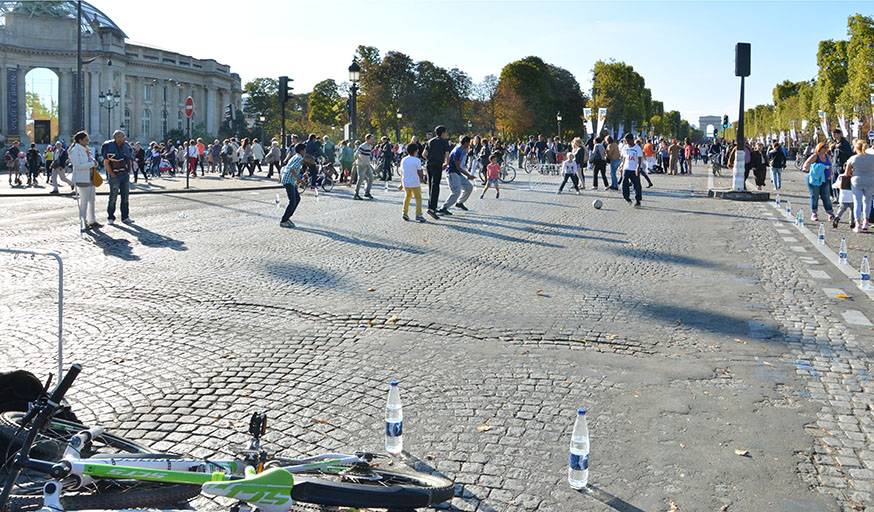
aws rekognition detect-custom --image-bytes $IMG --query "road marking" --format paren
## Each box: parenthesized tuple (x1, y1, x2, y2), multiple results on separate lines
(823, 287, 845, 298)
(782, 237, 798, 243)
(842, 310, 873, 326)
(807, 269, 830, 280)
(790, 246, 808, 253)
(772, 222, 783, 227)
(800, 257, 820, 264)
(776, 229, 792, 234)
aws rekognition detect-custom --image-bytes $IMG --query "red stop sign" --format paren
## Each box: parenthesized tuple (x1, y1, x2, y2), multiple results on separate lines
(184, 96, 194, 118)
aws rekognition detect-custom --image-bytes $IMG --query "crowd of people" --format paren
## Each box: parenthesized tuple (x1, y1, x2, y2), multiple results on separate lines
(4, 123, 874, 236)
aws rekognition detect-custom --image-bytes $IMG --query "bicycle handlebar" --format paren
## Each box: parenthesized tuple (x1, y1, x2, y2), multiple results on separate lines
(49, 363, 81, 404)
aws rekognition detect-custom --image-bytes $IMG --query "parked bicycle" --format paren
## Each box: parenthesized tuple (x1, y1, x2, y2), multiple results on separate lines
(0, 365, 455, 512)
(297, 159, 336, 193)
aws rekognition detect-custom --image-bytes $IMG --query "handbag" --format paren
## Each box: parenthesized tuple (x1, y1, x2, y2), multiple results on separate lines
(90, 168, 103, 187)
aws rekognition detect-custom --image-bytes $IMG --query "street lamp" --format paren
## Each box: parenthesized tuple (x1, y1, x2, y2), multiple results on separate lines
(98, 90, 120, 139)
(395, 109, 402, 143)
(556, 112, 562, 139)
(259, 115, 266, 142)
(348, 59, 361, 141)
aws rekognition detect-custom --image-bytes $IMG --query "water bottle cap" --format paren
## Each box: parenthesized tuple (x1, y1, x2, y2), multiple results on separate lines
(577, 407, 587, 416)
(390, 380, 399, 387)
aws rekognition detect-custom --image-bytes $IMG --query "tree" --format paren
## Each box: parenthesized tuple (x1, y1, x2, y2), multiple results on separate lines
(593, 60, 648, 135)
(844, 14, 874, 118)
(307, 79, 342, 127)
(815, 39, 848, 117)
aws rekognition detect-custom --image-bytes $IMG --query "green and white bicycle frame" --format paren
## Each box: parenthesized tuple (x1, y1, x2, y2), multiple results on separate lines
(37, 427, 373, 512)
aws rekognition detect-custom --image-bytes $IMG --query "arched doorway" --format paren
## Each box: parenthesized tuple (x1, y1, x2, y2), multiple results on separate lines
(25, 68, 59, 145)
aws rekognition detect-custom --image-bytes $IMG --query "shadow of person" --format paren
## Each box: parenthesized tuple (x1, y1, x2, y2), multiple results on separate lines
(83, 227, 140, 261)
(111, 222, 187, 251)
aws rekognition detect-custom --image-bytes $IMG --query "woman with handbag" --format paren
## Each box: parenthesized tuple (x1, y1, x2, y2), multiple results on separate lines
(70, 130, 101, 230)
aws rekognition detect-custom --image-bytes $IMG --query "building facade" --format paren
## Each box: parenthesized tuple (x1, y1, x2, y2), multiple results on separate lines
(0, 1, 241, 147)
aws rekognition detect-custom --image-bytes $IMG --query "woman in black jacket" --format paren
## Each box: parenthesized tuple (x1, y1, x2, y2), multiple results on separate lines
(751, 142, 768, 191)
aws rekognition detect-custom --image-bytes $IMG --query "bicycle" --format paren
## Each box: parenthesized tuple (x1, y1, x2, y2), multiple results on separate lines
(0, 365, 455, 512)
(477, 162, 517, 184)
(297, 160, 335, 193)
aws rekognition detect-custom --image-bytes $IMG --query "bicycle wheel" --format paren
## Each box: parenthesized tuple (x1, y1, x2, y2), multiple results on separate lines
(0, 411, 151, 460)
(794, 157, 803, 170)
(7, 480, 200, 512)
(501, 165, 516, 183)
(320, 175, 335, 193)
(285, 465, 454, 509)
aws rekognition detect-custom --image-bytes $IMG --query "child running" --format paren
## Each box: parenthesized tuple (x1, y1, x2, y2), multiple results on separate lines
(557, 150, 581, 194)
(480, 154, 501, 199)
(400, 145, 426, 222)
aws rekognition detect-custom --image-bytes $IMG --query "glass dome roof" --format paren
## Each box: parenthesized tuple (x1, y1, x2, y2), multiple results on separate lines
(0, 1, 126, 37)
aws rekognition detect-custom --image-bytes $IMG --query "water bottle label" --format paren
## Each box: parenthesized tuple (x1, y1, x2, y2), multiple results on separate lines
(385, 420, 403, 437)
(862, 274, 870, 282)
(840, 252, 847, 259)
(568, 453, 589, 471)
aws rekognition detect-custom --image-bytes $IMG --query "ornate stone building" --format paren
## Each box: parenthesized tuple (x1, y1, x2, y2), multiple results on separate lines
(0, 1, 241, 146)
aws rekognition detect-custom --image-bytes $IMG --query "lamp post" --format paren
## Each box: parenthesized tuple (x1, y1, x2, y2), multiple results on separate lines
(259, 115, 266, 142)
(348, 59, 361, 142)
(556, 112, 562, 139)
(98, 90, 120, 140)
(395, 110, 402, 143)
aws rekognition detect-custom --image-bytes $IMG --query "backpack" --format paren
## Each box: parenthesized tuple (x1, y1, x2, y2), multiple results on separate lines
(808, 162, 826, 187)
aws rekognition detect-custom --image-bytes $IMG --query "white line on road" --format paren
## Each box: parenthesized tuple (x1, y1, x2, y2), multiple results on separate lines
(790, 246, 808, 253)
(807, 269, 831, 280)
(842, 310, 873, 326)
(782, 237, 798, 243)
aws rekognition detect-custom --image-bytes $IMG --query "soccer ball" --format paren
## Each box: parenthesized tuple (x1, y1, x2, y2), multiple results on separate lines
(592, 199, 603, 209)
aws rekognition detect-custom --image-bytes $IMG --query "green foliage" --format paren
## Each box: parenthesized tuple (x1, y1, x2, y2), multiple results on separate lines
(815, 39, 849, 117)
(845, 14, 874, 115)
(594, 60, 650, 134)
(307, 79, 342, 127)
(494, 56, 586, 138)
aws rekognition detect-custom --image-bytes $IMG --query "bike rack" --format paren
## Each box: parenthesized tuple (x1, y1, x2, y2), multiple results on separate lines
(0, 248, 64, 382)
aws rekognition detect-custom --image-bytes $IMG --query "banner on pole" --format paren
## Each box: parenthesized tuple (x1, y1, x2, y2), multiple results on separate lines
(838, 114, 848, 136)
(801, 119, 809, 132)
(818, 111, 829, 139)
(596, 108, 607, 136)
(790, 128, 797, 142)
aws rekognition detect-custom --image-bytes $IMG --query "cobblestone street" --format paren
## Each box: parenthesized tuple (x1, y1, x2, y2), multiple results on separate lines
(3, 165, 874, 511)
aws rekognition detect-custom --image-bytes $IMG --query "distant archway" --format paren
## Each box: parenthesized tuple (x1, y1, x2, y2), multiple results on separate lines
(25, 68, 59, 145)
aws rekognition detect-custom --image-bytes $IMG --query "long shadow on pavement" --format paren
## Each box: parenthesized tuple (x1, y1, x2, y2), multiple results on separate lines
(640, 302, 750, 338)
(111, 222, 187, 251)
(582, 485, 647, 512)
(599, 245, 720, 269)
(294, 225, 425, 254)
(452, 216, 626, 244)
(437, 219, 566, 248)
(83, 228, 140, 261)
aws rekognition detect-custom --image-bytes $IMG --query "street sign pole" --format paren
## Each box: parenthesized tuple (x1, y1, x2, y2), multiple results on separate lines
(184, 96, 194, 189)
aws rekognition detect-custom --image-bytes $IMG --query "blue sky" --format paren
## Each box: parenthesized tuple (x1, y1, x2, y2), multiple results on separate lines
(92, 0, 870, 127)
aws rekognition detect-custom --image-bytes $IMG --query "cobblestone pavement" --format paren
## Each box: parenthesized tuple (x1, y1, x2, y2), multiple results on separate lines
(2, 164, 873, 511)
(0, 169, 281, 197)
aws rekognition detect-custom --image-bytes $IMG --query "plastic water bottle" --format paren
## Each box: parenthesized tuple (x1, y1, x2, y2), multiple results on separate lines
(861, 256, 871, 290)
(775, 193, 781, 207)
(796, 209, 803, 226)
(818, 223, 826, 245)
(786, 200, 791, 216)
(385, 380, 403, 455)
(839, 238, 848, 265)
(274, 193, 280, 211)
(568, 407, 590, 489)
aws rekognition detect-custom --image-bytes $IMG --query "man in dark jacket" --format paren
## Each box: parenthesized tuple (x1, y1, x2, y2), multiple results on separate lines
(26, 143, 41, 186)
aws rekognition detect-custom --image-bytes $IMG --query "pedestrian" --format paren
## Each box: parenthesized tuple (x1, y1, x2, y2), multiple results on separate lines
(265, 140, 281, 178)
(801, 142, 835, 223)
(606, 136, 621, 188)
(49, 142, 74, 194)
(323, 136, 336, 167)
(768, 140, 786, 190)
(481, 153, 502, 199)
(251, 138, 265, 174)
(133, 142, 148, 183)
(377, 136, 393, 182)
(70, 130, 100, 230)
(196, 138, 207, 175)
(176, 143, 186, 174)
(186, 139, 199, 178)
(591, 137, 608, 189)
(101, 129, 134, 224)
(279, 143, 305, 228)
(424, 126, 451, 219)
(668, 139, 680, 175)
(338, 140, 354, 184)
(831, 166, 854, 230)
(751, 142, 767, 191)
(221, 139, 233, 177)
(572, 136, 587, 189)
(557, 149, 580, 195)
(209, 139, 221, 173)
(43, 144, 54, 184)
(238, 138, 254, 177)
(25, 143, 40, 187)
(636, 138, 654, 188)
(620, 133, 644, 207)
(846, 140, 874, 233)
(353, 134, 375, 200)
(438, 135, 475, 215)
(400, 144, 426, 222)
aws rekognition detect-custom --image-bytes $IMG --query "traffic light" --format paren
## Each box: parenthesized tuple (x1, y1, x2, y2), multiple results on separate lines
(279, 76, 293, 105)
(722, 115, 729, 128)
(224, 104, 234, 122)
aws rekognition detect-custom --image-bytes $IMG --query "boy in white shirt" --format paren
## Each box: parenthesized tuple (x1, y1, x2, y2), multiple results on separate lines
(400, 145, 426, 222)
(620, 133, 644, 207)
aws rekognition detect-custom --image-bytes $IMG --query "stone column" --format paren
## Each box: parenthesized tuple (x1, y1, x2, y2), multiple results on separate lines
(205, 86, 215, 135)
(59, 68, 73, 140)
(88, 68, 100, 138)
(16, 66, 26, 144)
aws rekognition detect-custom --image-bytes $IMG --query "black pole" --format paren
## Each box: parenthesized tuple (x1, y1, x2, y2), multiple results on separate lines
(350, 85, 358, 142)
(186, 117, 191, 189)
(395, 120, 400, 144)
(75, 0, 82, 133)
(736, 76, 745, 146)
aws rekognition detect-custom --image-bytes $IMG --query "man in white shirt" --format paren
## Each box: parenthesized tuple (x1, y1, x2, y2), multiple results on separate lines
(619, 133, 644, 207)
